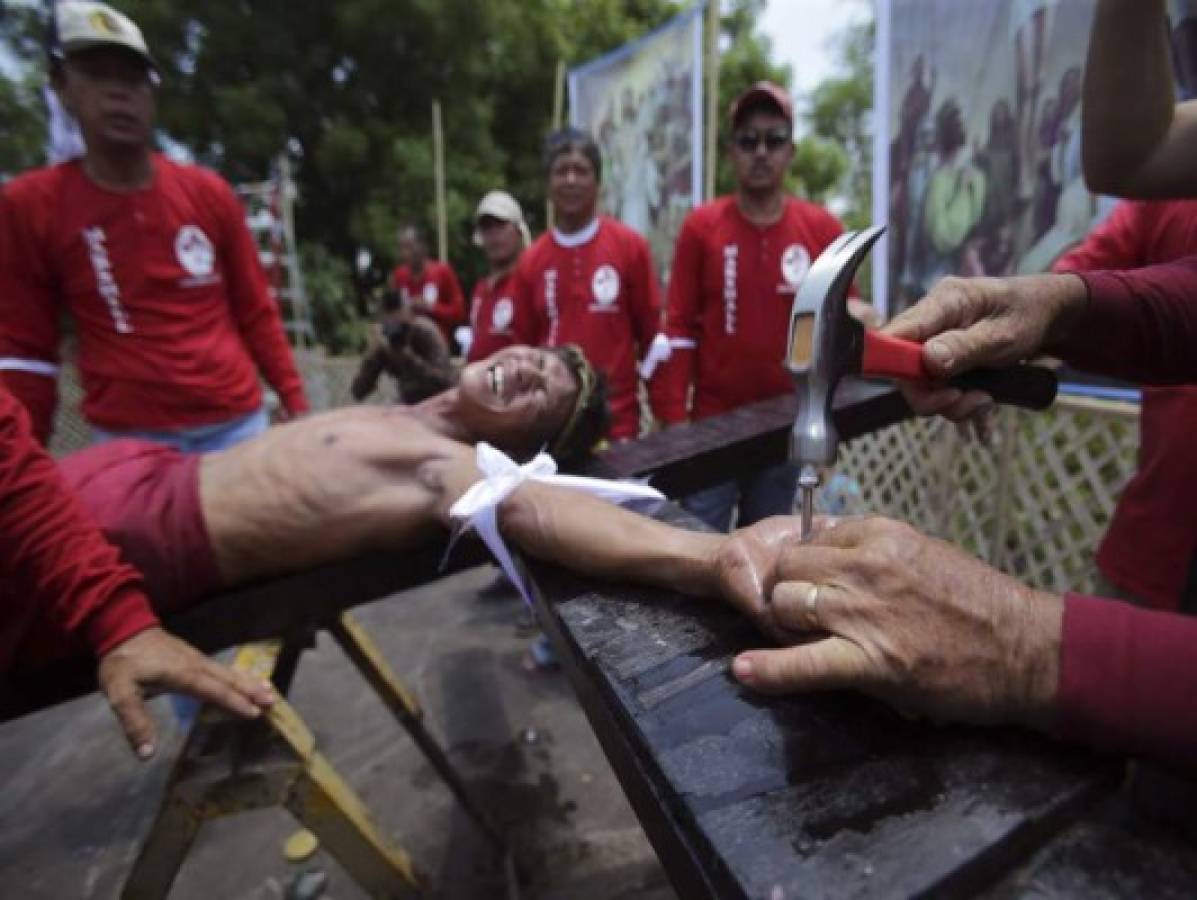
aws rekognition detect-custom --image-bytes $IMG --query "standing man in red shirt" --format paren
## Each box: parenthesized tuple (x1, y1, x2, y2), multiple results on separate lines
(467, 190, 530, 362)
(1052, 199, 1197, 612)
(656, 82, 856, 530)
(0, 1, 308, 451)
(511, 127, 665, 441)
(391, 224, 466, 347)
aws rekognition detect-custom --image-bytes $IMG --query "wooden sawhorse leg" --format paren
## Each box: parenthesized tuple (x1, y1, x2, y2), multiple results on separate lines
(328, 614, 506, 852)
(122, 641, 423, 899)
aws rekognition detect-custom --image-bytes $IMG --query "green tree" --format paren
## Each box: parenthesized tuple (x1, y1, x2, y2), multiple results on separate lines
(796, 4, 875, 228)
(0, 3, 49, 179)
(0, 0, 787, 347)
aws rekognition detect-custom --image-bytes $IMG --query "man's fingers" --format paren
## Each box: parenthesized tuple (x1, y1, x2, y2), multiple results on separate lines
(898, 382, 964, 418)
(105, 681, 157, 760)
(168, 663, 264, 720)
(771, 544, 857, 585)
(219, 662, 277, 708)
(732, 637, 872, 695)
(771, 580, 851, 633)
(883, 282, 971, 343)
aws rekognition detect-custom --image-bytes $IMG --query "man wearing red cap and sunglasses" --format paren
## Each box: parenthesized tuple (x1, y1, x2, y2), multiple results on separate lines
(655, 82, 864, 532)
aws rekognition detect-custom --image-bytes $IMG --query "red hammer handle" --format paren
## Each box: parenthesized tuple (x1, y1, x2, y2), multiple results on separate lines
(861, 329, 1058, 410)
(861, 330, 927, 381)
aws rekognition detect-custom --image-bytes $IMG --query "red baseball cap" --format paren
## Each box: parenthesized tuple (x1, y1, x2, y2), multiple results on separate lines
(729, 81, 794, 128)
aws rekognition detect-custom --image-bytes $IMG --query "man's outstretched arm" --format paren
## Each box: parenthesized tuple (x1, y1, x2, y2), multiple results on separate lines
(1082, 0, 1197, 197)
(425, 444, 802, 630)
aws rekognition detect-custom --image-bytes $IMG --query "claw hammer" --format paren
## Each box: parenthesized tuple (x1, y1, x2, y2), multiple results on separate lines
(784, 226, 1059, 538)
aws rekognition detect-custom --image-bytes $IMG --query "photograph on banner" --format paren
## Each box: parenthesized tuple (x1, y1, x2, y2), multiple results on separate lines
(884, 0, 1109, 315)
(568, 6, 704, 280)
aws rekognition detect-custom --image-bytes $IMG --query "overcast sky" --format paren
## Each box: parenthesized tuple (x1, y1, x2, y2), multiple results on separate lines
(760, 0, 871, 102)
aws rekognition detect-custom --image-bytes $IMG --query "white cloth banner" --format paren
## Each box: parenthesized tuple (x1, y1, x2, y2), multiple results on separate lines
(446, 443, 664, 607)
(568, 5, 705, 281)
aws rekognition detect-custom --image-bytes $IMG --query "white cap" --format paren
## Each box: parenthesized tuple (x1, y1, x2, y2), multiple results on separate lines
(473, 190, 531, 247)
(56, 2, 157, 71)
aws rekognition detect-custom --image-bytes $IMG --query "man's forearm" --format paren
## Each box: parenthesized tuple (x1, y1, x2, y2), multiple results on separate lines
(1082, 0, 1197, 197)
(432, 447, 721, 599)
(500, 481, 722, 599)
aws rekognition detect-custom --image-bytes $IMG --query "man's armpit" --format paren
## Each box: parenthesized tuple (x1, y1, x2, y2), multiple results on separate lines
(417, 446, 480, 523)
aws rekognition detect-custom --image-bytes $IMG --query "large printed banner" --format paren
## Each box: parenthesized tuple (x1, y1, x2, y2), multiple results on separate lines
(878, 0, 1106, 314)
(568, 6, 704, 279)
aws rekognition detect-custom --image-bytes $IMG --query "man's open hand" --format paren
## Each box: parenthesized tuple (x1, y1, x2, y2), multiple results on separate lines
(729, 516, 1064, 729)
(97, 627, 275, 760)
(713, 516, 809, 643)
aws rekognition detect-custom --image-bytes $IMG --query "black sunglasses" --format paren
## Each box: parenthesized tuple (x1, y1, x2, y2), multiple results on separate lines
(733, 127, 791, 153)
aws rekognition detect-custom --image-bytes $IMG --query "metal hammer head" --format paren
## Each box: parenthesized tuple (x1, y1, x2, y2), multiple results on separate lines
(785, 225, 886, 467)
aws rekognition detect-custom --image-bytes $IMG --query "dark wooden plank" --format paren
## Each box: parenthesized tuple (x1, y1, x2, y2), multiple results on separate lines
(0, 541, 490, 721)
(981, 770, 1197, 899)
(527, 505, 1136, 899)
(587, 379, 908, 496)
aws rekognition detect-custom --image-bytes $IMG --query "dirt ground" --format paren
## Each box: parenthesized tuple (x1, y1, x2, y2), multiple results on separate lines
(0, 565, 677, 899)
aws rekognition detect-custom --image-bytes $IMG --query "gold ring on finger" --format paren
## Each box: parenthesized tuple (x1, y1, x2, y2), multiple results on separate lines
(804, 583, 820, 624)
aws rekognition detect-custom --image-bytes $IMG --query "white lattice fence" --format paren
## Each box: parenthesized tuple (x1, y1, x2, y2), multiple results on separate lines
(836, 395, 1141, 594)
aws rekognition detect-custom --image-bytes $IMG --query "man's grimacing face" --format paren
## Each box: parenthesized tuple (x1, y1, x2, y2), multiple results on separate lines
(457, 347, 578, 455)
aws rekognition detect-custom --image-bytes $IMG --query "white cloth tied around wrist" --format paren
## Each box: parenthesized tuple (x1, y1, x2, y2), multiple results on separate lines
(639, 333, 696, 380)
(445, 442, 665, 607)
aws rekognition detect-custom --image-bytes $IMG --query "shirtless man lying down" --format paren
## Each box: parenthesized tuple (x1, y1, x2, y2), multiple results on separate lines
(19, 343, 805, 756)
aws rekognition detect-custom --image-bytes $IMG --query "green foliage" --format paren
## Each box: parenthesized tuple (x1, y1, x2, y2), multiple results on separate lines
(301, 243, 367, 355)
(792, 134, 849, 202)
(796, 5, 875, 229)
(0, 5, 48, 179)
(1, 0, 803, 320)
(0, 70, 45, 179)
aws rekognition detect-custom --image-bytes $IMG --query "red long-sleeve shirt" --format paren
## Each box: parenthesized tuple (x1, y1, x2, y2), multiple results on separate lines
(510, 217, 664, 440)
(656, 196, 847, 422)
(1052, 200, 1197, 609)
(0, 155, 308, 444)
(468, 270, 520, 362)
(0, 386, 158, 671)
(392, 260, 466, 343)
(1049, 258, 1197, 770)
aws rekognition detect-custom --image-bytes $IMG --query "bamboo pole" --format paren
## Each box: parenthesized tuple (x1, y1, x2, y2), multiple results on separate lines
(547, 58, 567, 230)
(432, 100, 447, 262)
(704, 0, 721, 201)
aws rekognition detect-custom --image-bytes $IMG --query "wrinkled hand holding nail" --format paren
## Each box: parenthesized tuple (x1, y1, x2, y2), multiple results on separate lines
(97, 627, 275, 760)
(722, 516, 1064, 729)
(882, 273, 1086, 423)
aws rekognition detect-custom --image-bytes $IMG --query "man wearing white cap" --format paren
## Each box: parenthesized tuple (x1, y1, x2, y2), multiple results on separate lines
(467, 190, 531, 362)
(0, 1, 308, 450)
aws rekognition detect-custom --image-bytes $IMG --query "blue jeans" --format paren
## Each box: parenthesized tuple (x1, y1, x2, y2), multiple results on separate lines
(682, 462, 800, 532)
(91, 407, 269, 453)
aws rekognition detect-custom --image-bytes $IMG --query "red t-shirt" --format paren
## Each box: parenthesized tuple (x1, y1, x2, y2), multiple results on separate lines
(656, 196, 847, 422)
(511, 217, 664, 440)
(0, 385, 158, 671)
(391, 260, 466, 341)
(0, 154, 308, 444)
(1053, 200, 1197, 609)
(468, 269, 520, 362)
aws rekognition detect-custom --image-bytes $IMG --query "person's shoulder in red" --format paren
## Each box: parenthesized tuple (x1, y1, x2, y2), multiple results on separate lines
(516, 230, 557, 274)
(1, 158, 78, 221)
(782, 195, 846, 239)
(597, 215, 658, 268)
(391, 264, 411, 290)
